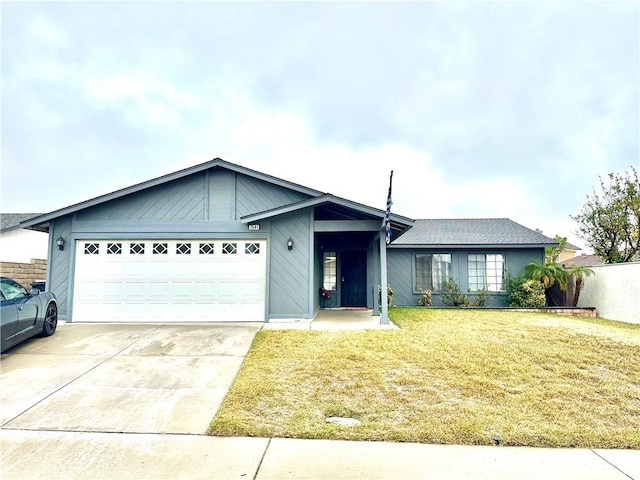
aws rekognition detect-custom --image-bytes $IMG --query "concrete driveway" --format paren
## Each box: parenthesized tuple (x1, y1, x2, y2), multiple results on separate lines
(0, 322, 261, 434)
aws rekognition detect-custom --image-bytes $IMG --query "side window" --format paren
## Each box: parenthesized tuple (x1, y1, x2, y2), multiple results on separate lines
(468, 253, 504, 291)
(0, 278, 28, 300)
(322, 251, 337, 290)
(415, 254, 432, 291)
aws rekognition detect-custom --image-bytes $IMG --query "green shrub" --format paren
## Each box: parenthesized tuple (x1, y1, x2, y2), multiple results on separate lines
(468, 289, 489, 307)
(507, 276, 546, 308)
(440, 278, 469, 306)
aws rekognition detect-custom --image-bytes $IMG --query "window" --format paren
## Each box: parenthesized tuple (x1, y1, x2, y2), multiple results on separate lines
(107, 243, 122, 255)
(130, 243, 145, 255)
(0, 278, 28, 300)
(245, 242, 260, 254)
(153, 243, 168, 255)
(415, 253, 451, 291)
(222, 242, 237, 254)
(176, 243, 191, 255)
(468, 254, 504, 291)
(84, 243, 100, 255)
(323, 251, 337, 290)
(199, 243, 215, 255)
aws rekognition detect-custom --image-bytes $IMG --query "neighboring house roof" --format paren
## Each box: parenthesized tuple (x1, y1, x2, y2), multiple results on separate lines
(564, 241, 581, 250)
(562, 254, 604, 267)
(1, 213, 43, 233)
(391, 218, 557, 248)
(21, 158, 326, 231)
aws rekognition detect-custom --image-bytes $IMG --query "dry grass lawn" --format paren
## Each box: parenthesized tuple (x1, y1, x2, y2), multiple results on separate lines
(208, 309, 640, 448)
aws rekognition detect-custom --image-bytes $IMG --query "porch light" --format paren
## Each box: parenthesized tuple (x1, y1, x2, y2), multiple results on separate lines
(56, 236, 65, 251)
(287, 237, 294, 250)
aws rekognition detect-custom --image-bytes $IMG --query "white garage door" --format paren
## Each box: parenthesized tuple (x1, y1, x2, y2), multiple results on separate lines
(73, 239, 266, 322)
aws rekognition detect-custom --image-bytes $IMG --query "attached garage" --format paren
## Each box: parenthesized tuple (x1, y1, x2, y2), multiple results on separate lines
(73, 239, 266, 322)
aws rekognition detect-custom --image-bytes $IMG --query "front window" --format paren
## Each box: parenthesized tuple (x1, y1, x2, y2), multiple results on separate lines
(323, 251, 337, 290)
(468, 253, 504, 291)
(415, 253, 452, 291)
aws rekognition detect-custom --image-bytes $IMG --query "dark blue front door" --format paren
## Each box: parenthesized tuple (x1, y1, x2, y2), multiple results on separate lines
(341, 251, 366, 307)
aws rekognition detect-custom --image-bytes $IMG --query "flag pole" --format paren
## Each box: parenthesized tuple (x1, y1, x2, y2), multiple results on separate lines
(380, 170, 393, 325)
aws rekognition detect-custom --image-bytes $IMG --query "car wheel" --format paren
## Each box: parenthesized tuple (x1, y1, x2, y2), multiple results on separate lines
(40, 303, 58, 337)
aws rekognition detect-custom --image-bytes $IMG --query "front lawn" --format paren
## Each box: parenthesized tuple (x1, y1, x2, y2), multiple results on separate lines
(208, 309, 640, 448)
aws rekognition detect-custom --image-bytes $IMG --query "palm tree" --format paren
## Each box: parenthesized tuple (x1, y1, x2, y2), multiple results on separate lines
(566, 265, 595, 306)
(522, 261, 567, 306)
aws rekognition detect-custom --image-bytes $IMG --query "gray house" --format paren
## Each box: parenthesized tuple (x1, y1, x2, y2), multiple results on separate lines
(22, 158, 555, 323)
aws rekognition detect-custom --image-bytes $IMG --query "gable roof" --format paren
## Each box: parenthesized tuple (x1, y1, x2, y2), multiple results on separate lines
(21, 158, 325, 231)
(564, 241, 581, 251)
(1, 213, 43, 233)
(391, 218, 557, 248)
(242, 194, 414, 224)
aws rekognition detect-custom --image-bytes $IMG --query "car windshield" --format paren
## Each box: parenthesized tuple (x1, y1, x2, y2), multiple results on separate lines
(0, 278, 28, 300)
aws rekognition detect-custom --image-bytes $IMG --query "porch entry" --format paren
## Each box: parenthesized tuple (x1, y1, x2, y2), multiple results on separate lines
(322, 250, 367, 308)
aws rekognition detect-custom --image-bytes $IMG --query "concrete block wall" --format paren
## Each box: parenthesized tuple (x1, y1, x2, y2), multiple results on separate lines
(577, 262, 640, 324)
(0, 258, 47, 289)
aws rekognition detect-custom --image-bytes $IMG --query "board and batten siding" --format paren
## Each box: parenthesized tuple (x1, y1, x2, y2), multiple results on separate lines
(268, 211, 311, 318)
(208, 169, 235, 221)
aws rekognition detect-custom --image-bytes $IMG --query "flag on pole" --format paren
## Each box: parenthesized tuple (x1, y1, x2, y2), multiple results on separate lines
(385, 171, 393, 244)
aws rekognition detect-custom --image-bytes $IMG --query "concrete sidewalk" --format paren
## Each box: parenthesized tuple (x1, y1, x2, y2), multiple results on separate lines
(262, 308, 398, 330)
(1, 430, 638, 480)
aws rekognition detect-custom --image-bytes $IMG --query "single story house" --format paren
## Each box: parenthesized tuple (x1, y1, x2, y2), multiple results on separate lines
(22, 158, 556, 323)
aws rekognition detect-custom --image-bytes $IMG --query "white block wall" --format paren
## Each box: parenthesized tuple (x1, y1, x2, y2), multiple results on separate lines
(577, 262, 640, 324)
(0, 229, 49, 263)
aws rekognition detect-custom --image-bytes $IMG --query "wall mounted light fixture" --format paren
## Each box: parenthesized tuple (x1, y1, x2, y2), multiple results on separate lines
(56, 236, 65, 251)
(287, 237, 294, 250)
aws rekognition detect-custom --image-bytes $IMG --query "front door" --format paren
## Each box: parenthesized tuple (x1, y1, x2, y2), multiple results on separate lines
(341, 251, 366, 307)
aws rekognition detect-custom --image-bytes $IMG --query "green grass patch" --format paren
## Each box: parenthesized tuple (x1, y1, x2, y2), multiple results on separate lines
(208, 309, 640, 448)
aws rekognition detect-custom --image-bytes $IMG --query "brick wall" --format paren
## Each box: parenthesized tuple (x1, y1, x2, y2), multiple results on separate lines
(0, 258, 47, 289)
(505, 307, 597, 318)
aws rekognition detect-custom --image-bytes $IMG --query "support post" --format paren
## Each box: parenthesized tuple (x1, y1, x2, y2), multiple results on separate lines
(379, 232, 389, 325)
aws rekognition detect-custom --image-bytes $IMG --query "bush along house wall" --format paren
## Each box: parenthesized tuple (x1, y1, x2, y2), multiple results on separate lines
(0, 258, 47, 289)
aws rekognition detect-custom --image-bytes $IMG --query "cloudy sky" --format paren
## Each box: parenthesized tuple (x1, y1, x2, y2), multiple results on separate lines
(2, 1, 638, 252)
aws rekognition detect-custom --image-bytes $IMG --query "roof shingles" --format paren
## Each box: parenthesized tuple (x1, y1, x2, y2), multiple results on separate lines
(392, 218, 557, 247)
(0, 213, 42, 232)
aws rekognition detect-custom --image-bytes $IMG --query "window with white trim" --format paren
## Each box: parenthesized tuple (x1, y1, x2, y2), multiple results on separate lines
(415, 253, 452, 291)
(84, 243, 100, 255)
(130, 243, 145, 255)
(153, 243, 168, 255)
(222, 243, 237, 254)
(245, 242, 260, 254)
(323, 251, 337, 290)
(199, 243, 215, 255)
(468, 254, 504, 291)
(176, 243, 191, 255)
(107, 243, 122, 255)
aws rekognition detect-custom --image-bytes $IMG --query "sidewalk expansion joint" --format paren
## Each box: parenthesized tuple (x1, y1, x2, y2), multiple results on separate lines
(253, 437, 272, 480)
(590, 449, 635, 480)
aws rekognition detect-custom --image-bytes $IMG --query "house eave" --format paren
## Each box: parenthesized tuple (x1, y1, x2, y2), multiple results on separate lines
(389, 243, 555, 249)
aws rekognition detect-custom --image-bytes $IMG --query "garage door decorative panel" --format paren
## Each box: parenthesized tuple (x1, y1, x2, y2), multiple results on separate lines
(73, 240, 266, 322)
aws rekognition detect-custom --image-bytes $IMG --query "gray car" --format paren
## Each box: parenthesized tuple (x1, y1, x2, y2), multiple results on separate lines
(1, 277, 57, 352)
